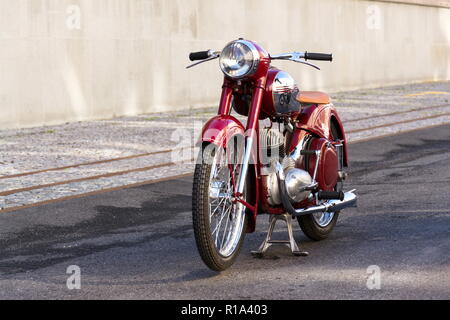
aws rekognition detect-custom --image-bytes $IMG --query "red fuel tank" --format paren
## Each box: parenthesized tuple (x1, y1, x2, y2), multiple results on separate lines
(261, 68, 302, 118)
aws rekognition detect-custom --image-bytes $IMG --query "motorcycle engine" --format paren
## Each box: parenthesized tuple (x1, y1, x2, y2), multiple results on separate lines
(260, 128, 313, 206)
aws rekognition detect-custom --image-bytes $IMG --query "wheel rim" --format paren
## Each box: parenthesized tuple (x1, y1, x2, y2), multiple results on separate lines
(208, 147, 246, 258)
(312, 211, 334, 227)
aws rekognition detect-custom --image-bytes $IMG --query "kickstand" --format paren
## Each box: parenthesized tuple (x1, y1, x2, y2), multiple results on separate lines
(251, 213, 309, 258)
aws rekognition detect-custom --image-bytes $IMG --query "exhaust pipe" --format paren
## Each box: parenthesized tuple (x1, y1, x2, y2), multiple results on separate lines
(276, 162, 357, 217)
(285, 190, 357, 216)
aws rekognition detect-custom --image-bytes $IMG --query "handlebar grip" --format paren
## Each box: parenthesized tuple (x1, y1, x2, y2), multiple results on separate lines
(305, 52, 333, 62)
(189, 50, 210, 61)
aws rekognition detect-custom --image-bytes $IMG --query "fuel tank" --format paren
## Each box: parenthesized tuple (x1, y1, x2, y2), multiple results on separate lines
(231, 68, 302, 119)
(261, 68, 301, 117)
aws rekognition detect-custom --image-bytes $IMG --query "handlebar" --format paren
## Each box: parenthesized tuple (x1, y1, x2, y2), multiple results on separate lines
(189, 50, 211, 61)
(305, 52, 333, 62)
(187, 48, 333, 70)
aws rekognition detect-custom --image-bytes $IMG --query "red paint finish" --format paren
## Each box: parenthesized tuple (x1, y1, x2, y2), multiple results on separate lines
(245, 78, 266, 134)
(296, 104, 331, 139)
(307, 138, 338, 191)
(246, 42, 271, 80)
(261, 68, 280, 117)
(218, 78, 233, 115)
(290, 104, 349, 167)
(200, 115, 245, 147)
(330, 110, 349, 167)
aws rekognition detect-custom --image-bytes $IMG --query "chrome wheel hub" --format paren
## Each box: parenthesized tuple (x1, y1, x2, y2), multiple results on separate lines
(312, 211, 334, 227)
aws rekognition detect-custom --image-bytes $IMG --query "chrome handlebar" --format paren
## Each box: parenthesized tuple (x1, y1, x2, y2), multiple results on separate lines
(269, 51, 306, 60)
(269, 52, 320, 70)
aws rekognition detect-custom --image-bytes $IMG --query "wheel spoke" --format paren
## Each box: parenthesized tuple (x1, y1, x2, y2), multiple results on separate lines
(220, 205, 233, 249)
(214, 204, 232, 246)
(210, 196, 227, 219)
(203, 142, 246, 258)
(211, 202, 230, 236)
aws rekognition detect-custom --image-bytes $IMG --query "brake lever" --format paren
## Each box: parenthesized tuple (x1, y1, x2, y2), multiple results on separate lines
(186, 52, 220, 69)
(292, 59, 320, 70)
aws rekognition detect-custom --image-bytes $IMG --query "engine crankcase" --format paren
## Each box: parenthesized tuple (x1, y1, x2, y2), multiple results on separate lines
(284, 167, 313, 203)
(266, 159, 313, 206)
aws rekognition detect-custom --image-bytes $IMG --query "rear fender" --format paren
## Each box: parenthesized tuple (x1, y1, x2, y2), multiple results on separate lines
(292, 104, 349, 167)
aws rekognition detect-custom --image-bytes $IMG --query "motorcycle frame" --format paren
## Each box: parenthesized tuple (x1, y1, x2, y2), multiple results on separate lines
(199, 47, 348, 233)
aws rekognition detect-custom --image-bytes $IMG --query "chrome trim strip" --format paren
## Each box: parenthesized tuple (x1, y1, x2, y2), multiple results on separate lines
(236, 137, 254, 194)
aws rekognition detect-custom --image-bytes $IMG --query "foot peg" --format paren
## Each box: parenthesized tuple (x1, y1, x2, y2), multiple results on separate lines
(251, 213, 309, 258)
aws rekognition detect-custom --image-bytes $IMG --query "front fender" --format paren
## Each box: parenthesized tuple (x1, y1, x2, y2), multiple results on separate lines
(198, 115, 258, 233)
(199, 115, 246, 147)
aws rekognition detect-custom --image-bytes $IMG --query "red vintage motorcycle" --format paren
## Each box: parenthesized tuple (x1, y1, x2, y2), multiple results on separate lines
(188, 39, 357, 271)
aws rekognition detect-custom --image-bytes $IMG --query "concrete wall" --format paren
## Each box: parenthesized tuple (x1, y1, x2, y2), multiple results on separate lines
(0, 0, 449, 129)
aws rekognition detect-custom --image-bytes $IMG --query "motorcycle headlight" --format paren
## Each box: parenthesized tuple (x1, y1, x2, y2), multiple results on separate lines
(219, 40, 260, 79)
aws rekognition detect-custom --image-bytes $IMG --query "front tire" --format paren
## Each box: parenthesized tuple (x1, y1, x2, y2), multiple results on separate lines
(192, 143, 248, 271)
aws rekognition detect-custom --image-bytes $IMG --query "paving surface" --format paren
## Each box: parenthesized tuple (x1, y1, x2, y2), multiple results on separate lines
(0, 123, 449, 300)
(0, 81, 449, 211)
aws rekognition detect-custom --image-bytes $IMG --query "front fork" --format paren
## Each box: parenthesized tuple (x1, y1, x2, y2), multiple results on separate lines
(219, 78, 266, 202)
(236, 81, 265, 199)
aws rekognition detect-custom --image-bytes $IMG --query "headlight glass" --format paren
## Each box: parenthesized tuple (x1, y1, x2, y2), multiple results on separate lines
(219, 41, 257, 78)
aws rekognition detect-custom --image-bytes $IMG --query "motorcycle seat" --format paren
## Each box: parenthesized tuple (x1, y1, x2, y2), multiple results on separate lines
(296, 91, 330, 104)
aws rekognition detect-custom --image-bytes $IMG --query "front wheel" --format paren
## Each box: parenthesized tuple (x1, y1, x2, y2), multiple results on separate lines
(192, 142, 248, 271)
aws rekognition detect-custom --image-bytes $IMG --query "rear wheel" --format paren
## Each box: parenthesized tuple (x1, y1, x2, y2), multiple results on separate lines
(297, 121, 341, 241)
(297, 210, 339, 241)
(192, 139, 248, 271)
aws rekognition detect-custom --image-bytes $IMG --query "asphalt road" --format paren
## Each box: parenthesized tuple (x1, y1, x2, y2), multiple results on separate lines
(0, 124, 449, 299)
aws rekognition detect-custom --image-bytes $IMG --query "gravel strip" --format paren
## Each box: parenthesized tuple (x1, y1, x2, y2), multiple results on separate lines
(0, 81, 449, 210)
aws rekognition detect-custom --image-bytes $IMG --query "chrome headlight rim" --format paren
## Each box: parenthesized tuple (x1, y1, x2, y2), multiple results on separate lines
(219, 40, 260, 79)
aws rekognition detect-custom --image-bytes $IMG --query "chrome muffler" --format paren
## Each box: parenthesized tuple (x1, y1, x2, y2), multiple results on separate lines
(285, 190, 357, 216)
(275, 162, 357, 217)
